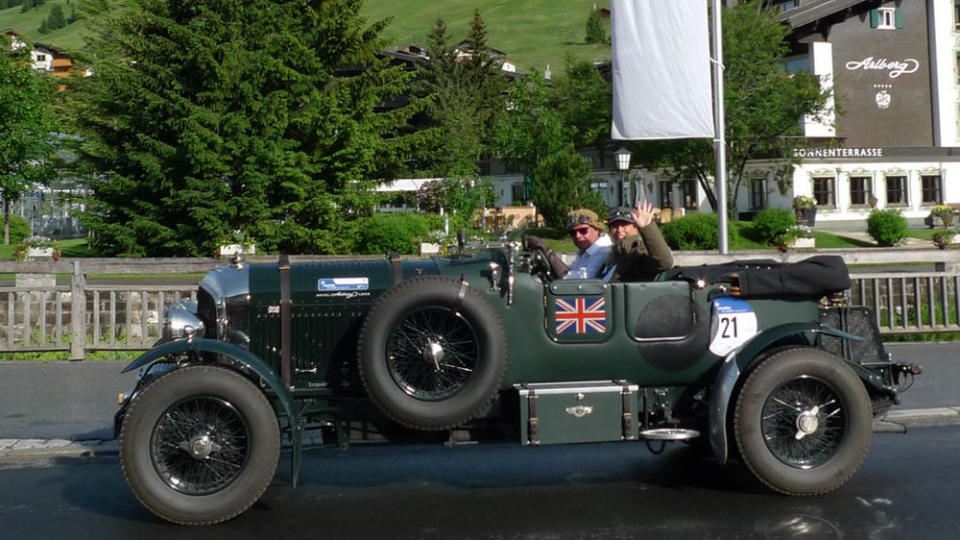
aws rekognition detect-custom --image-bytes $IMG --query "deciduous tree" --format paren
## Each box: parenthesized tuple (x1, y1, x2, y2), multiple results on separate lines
(0, 34, 58, 244)
(634, 0, 833, 216)
(495, 71, 602, 226)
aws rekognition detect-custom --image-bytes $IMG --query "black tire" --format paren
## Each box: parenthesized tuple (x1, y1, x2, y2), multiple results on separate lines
(119, 365, 280, 525)
(358, 276, 508, 430)
(733, 347, 873, 495)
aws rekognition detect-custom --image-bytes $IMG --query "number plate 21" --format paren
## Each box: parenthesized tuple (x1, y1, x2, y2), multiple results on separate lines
(709, 297, 758, 356)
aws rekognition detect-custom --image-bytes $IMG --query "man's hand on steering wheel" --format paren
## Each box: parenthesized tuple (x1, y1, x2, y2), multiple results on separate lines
(524, 235, 568, 279)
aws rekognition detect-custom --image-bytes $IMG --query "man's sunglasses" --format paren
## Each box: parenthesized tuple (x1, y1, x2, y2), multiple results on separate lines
(566, 215, 593, 228)
(571, 227, 593, 237)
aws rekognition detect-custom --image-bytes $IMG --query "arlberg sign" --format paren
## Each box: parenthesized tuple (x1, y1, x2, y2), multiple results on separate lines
(792, 147, 883, 158)
(845, 57, 919, 79)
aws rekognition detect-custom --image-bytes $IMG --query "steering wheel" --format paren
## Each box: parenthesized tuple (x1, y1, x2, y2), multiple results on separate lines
(528, 245, 557, 282)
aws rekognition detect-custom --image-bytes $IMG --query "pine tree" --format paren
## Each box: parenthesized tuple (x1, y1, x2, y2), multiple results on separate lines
(67, 0, 429, 256)
(412, 12, 509, 179)
(0, 1, 9, 11)
(46, 4, 66, 30)
(584, 8, 608, 44)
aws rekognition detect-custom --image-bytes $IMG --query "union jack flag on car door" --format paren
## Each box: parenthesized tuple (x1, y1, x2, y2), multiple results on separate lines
(555, 297, 607, 334)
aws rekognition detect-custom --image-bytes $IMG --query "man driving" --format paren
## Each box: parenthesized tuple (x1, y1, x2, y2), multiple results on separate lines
(526, 208, 612, 279)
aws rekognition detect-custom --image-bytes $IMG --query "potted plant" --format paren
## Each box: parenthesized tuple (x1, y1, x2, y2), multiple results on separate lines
(14, 236, 61, 260)
(932, 226, 960, 249)
(928, 204, 955, 229)
(792, 195, 818, 227)
(787, 226, 815, 249)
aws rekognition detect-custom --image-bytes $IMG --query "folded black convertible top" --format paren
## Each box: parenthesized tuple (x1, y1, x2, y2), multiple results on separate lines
(661, 255, 851, 299)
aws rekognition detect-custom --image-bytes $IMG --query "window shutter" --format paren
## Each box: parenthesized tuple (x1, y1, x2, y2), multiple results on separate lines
(870, 9, 879, 28)
(895, 9, 904, 29)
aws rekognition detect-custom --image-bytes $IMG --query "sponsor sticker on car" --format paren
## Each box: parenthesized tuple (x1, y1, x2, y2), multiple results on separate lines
(317, 277, 369, 291)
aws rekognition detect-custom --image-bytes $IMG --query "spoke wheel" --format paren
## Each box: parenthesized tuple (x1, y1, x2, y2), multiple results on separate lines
(359, 276, 508, 431)
(760, 376, 846, 469)
(150, 395, 251, 495)
(734, 347, 872, 495)
(386, 306, 481, 401)
(119, 366, 280, 525)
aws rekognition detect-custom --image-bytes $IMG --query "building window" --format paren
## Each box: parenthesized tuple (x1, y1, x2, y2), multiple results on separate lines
(885, 176, 908, 205)
(511, 183, 524, 202)
(774, 1, 797, 12)
(36, 54, 46, 62)
(922, 175, 943, 205)
(682, 180, 698, 210)
(849, 176, 872, 207)
(659, 182, 674, 208)
(812, 177, 835, 207)
(871, 8, 902, 30)
(750, 178, 767, 210)
(590, 181, 608, 196)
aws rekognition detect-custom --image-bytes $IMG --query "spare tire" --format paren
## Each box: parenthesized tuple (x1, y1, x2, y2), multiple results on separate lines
(358, 276, 508, 430)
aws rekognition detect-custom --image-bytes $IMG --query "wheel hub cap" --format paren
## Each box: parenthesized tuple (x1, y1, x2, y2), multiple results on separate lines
(795, 409, 820, 440)
(182, 434, 216, 460)
(423, 339, 444, 367)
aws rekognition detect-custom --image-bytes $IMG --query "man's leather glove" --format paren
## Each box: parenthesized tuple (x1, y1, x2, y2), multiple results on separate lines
(524, 235, 568, 279)
(525, 235, 548, 253)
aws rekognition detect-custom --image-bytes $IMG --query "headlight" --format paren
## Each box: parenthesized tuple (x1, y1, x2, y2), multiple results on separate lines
(163, 300, 205, 341)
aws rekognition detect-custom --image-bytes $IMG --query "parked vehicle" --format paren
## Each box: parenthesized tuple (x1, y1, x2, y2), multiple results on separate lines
(114, 237, 920, 525)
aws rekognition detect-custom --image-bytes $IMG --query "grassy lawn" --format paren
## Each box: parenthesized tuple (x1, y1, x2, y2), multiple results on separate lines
(361, 0, 612, 74)
(5, 0, 613, 73)
(906, 229, 936, 241)
(0, 1, 86, 51)
(0, 238, 93, 260)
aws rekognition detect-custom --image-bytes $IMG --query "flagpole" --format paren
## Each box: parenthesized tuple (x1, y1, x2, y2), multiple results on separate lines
(711, 0, 729, 254)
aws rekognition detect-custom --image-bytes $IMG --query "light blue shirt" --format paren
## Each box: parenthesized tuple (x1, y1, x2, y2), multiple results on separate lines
(564, 234, 612, 279)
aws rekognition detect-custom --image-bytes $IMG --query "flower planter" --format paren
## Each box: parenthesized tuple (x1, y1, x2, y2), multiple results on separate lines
(788, 237, 816, 249)
(218, 244, 256, 257)
(800, 207, 817, 227)
(27, 247, 54, 259)
(420, 242, 441, 255)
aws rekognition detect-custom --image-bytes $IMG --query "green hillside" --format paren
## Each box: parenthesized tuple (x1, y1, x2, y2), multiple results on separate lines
(4, 1, 610, 73)
(361, 0, 612, 73)
(0, 1, 86, 51)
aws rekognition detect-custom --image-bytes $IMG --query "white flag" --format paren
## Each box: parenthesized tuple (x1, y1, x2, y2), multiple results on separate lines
(611, 0, 714, 140)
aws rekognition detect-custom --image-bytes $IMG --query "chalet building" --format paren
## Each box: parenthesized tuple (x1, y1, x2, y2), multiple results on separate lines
(760, 0, 960, 224)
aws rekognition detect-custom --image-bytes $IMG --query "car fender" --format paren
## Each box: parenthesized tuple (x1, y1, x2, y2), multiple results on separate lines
(121, 338, 295, 423)
(708, 322, 863, 465)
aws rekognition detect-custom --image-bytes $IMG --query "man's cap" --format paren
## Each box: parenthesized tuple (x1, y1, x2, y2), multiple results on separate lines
(566, 208, 603, 230)
(607, 206, 639, 227)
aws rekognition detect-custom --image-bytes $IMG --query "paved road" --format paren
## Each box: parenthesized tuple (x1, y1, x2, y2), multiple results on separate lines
(0, 341, 953, 442)
(0, 425, 958, 538)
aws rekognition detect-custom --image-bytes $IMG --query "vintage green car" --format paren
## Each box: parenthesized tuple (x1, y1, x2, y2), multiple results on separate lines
(114, 239, 919, 525)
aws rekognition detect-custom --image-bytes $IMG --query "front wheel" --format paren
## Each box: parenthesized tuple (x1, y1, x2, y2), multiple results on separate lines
(119, 365, 280, 525)
(733, 348, 873, 495)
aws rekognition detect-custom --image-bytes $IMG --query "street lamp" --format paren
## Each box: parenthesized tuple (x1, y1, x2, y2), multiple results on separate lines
(614, 147, 632, 206)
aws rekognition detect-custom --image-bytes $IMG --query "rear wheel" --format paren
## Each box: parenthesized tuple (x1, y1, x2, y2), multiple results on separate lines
(733, 348, 873, 495)
(119, 365, 280, 525)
